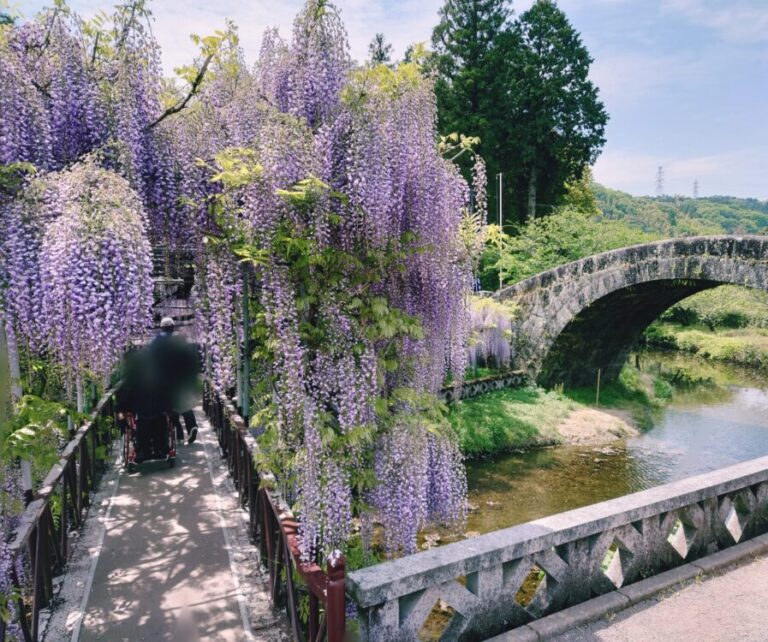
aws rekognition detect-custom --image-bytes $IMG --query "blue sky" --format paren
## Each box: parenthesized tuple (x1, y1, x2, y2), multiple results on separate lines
(17, 0, 768, 199)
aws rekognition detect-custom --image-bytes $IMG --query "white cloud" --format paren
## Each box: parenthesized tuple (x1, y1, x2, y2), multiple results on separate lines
(143, 0, 443, 74)
(593, 148, 768, 199)
(589, 52, 708, 106)
(662, 0, 768, 43)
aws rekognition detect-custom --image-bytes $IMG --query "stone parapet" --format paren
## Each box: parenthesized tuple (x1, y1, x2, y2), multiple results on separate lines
(348, 454, 768, 641)
(439, 371, 527, 402)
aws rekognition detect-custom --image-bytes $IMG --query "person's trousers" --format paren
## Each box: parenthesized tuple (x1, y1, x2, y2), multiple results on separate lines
(173, 409, 198, 439)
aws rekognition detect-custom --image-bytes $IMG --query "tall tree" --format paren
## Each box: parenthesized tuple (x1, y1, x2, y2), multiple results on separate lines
(509, 0, 607, 220)
(368, 32, 393, 64)
(432, 0, 514, 221)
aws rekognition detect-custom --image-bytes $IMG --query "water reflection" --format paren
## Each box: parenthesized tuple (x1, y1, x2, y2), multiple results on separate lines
(465, 353, 768, 535)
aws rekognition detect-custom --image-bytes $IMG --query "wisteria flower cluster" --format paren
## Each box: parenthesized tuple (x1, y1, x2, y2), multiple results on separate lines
(467, 297, 518, 372)
(0, 4, 195, 248)
(186, 0, 482, 557)
(0, 177, 63, 348)
(39, 159, 153, 379)
(192, 243, 239, 395)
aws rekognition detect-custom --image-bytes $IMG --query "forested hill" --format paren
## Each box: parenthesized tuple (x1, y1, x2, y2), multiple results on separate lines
(594, 184, 768, 237)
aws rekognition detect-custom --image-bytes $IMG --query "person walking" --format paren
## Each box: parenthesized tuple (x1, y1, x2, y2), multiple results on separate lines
(149, 317, 200, 444)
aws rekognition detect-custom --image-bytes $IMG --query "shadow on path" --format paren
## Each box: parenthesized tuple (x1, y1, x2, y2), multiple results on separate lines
(79, 431, 248, 642)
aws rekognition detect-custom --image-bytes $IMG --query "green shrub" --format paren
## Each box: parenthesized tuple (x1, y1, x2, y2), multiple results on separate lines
(643, 324, 678, 349)
(653, 377, 673, 401)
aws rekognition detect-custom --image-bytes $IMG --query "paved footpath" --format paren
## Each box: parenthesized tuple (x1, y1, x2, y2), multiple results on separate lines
(553, 555, 768, 642)
(44, 407, 286, 642)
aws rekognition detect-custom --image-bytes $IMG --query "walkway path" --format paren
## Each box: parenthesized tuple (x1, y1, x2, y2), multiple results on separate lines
(553, 555, 768, 642)
(43, 407, 287, 642)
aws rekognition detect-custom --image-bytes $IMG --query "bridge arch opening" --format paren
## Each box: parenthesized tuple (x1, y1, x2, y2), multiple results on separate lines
(537, 279, 724, 388)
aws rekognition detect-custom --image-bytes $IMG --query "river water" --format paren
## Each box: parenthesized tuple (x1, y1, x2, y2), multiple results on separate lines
(464, 352, 768, 535)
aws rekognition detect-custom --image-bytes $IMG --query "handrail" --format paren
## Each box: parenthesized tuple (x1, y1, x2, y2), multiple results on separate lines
(1, 386, 121, 642)
(202, 380, 346, 642)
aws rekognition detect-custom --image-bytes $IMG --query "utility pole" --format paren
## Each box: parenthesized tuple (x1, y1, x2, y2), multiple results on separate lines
(693, 179, 699, 199)
(655, 166, 664, 197)
(497, 173, 503, 290)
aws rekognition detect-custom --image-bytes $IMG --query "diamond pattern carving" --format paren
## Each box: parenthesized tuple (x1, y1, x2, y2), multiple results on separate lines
(721, 493, 753, 543)
(724, 503, 748, 543)
(601, 539, 635, 588)
(667, 518, 697, 559)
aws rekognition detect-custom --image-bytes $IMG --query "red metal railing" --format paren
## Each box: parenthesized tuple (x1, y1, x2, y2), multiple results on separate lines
(202, 380, 346, 642)
(0, 389, 120, 642)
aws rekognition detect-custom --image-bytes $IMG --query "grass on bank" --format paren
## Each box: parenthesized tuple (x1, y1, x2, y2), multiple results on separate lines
(448, 387, 577, 457)
(449, 365, 673, 458)
(646, 323, 768, 370)
(563, 364, 664, 429)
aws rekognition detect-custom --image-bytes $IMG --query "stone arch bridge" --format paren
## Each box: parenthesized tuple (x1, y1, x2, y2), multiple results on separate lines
(496, 235, 768, 387)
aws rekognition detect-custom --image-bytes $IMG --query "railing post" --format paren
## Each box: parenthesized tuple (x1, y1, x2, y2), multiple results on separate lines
(327, 553, 346, 642)
(61, 470, 69, 560)
(79, 440, 89, 509)
(308, 591, 320, 642)
(248, 460, 258, 542)
(90, 417, 98, 481)
(10, 567, 31, 642)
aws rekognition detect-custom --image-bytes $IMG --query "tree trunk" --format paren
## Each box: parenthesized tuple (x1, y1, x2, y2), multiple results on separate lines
(527, 167, 538, 220)
(76, 375, 84, 413)
(3, 315, 33, 503)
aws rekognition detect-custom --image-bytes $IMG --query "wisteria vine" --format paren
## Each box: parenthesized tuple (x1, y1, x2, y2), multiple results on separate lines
(188, 0, 486, 558)
(0, 4, 490, 616)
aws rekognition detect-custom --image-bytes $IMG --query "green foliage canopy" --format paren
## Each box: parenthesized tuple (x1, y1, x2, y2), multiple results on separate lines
(433, 0, 608, 224)
(493, 207, 656, 284)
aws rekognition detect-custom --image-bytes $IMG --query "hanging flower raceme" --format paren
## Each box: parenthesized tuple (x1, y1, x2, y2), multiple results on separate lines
(287, 0, 350, 128)
(194, 242, 239, 394)
(0, 177, 64, 348)
(13, 15, 107, 169)
(39, 159, 153, 379)
(0, 23, 52, 169)
(467, 297, 517, 371)
(180, 0, 477, 560)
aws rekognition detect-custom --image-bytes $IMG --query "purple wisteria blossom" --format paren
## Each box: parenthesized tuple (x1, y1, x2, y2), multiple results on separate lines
(39, 160, 153, 379)
(185, 0, 476, 558)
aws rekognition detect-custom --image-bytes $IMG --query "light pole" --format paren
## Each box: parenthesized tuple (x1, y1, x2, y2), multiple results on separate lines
(497, 172, 503, 290)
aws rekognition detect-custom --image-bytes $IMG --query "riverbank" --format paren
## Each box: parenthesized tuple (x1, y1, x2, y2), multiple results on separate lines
(457, 351, 768, 536)
(645, 323, 768, 370)
(448, 385, 641, 458)
(449, 334, 768, 459)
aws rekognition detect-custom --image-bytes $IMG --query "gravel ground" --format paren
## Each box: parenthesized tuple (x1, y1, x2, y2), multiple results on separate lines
(552, 555, 768, 642)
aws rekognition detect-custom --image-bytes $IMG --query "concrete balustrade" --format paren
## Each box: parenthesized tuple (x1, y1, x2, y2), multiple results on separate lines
(439, 371, 527, 402)
(348, 455, 768, 641)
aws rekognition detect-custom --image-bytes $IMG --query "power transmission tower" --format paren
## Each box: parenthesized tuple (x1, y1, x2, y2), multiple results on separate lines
(655, 166, 664, 197)
(693, 179, 699, 199)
